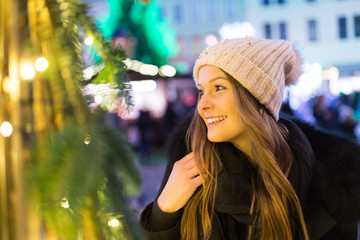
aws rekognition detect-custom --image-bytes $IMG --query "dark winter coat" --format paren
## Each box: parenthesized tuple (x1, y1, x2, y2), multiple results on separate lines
(140, 113, 360, 239)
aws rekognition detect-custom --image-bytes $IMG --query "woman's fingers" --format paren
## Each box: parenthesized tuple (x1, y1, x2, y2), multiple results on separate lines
(188, 166, 200, 178)
(191, 174, 203, 188)
(173, 154, 196, 174)
(179, 153, 198, 170)
(180, 152, 194, 163)
(157, 152, 203, 213)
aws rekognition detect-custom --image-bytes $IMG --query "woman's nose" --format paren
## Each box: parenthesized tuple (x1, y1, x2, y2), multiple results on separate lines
(198, 94, 213, 111)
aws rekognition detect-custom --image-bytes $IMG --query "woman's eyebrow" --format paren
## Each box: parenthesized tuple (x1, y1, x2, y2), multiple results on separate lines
(197, 76, 229, 87)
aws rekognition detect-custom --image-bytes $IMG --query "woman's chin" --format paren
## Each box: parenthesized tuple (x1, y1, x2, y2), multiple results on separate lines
(207, 135, 225, 143)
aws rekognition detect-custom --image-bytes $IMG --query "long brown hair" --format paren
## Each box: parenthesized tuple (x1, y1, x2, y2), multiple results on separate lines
(181, 73, 308, 240)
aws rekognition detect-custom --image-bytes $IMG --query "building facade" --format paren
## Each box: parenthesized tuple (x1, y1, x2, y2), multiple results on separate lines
(156, 0, 245, 73)
(159, 0, 360, 78)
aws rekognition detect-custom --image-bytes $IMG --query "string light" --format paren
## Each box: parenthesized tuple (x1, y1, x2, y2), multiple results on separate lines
(139, 64, 158, 76)
(131, 60, 143, 72)
(20, 61, 36, 80)
(122, 58, 177, 78)
(0, 121, 13, 137)
(84, 36, 94, 46)
(84, 135, 91, 145)
(130, 80, 157, 93)
(83, 63, 104, 80)
(123, 58, 132, 69)
(83, 67, 94, 80)
(159, 65, 176, 77)
(60, 198, 70, 209)
(2, 76, 11, 94)
(35, 57, 49, 72)
(94, 95, 103, 104)
(108, 218, 121, 228)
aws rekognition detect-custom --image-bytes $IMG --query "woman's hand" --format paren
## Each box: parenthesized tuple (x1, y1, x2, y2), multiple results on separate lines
(157, 152, 203, 213)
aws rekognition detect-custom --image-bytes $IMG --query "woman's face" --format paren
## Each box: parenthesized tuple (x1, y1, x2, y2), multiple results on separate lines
(197, 65, 246, 145)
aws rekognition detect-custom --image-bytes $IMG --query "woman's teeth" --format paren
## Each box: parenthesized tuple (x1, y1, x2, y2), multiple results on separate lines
(207, 116, 227, 124)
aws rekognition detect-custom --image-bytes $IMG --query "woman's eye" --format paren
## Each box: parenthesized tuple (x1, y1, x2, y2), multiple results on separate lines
(198, 89, 204, 97)
(215, 85, 226, 91)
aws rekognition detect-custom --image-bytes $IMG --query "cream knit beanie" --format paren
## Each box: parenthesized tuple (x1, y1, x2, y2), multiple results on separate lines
(193, 37, 302, 121)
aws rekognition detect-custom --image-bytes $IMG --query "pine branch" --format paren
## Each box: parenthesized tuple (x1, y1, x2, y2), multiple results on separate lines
(25, 0, 143, 239)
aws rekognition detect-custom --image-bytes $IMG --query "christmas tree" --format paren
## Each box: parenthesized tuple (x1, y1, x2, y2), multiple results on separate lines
(97, 0, 178, 66)
(0, 0, 149, 239)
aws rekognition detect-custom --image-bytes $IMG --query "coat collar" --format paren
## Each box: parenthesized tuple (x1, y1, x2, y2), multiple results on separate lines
(213, 117, 314, 226)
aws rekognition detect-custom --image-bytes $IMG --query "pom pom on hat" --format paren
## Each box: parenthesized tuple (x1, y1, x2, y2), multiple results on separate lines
(285, 47, 303, 86)
(193, 37, 300, 121)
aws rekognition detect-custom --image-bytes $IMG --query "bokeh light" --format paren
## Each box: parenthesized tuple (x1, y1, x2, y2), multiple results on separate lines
(219, 21, 256, 39)
(140, 64, 158, 76)
(205, 34, 219, 46)
(60, 198, 70, 209)
(159, 65, 176, 77)
(94, 95, 103, 104)
(84, 36, 94, 46)
(130, 80, 157, 93)
(108, 218, 121, 228)
(83, 67, 95, 80)
(35, 57, 48, 72)
(20, 61, 36, 80)
(123, 58, 132, 69)
(2, 76, 11, 94)
(0, 121, 13, 137)
(84, 135, 91, 145)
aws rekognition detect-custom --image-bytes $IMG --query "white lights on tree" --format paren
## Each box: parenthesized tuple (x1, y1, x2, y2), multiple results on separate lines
(83, 67, 94, 80)
(35, 57, 49, 72)
(94, 95, 103, 104)
(84, 135, 91, 145)
(84, 36, 94, 46)
(0, 121, 13, 137)
(83, 63, 104, 80)
(60, 197, 70, 209)
(108, 218, 121, 228)
(20, 61, 36, 80)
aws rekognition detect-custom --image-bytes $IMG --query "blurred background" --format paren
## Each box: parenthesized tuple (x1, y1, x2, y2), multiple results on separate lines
(1, 0, 360, 239)
(81, 0, 360, 215)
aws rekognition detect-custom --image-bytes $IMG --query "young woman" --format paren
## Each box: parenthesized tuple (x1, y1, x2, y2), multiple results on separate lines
(140, 38, 360, 240)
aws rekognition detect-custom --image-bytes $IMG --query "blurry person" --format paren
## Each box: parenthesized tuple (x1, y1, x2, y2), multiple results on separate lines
(137, 109, 153, 162)
(140, 38, 360, 239)
(336, 95, 358, 139)
(312, 94, 338, 130)
(165, 90, 196, 138)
